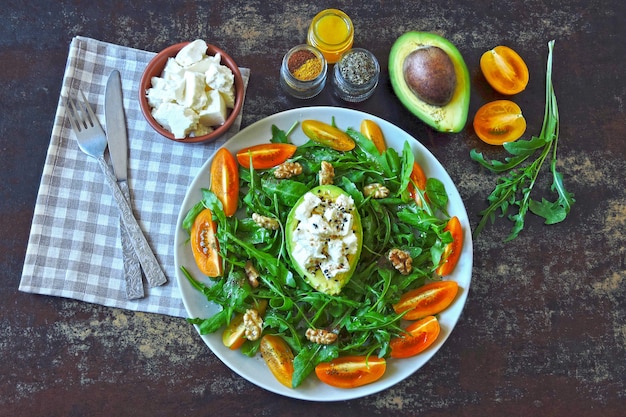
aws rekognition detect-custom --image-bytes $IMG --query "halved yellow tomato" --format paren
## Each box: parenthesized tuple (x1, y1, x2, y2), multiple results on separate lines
(222, 299, 268, 350)
(408, 161, 428, 206)
(301, 119, 355, 151)
(480, 45, 529, 95)
(390, 316, 440, 358)
(236, 143, 297, 169)
(473, 100, 526, 145)
(260, 334, 295, 388)
(435, 216, 463, 276)
(360, 119, 386, 154)
(210, 147, 239, 217)
(315, 356, 386, 389)
(392, 280, 459, 320)
(190, 208, 222, 278)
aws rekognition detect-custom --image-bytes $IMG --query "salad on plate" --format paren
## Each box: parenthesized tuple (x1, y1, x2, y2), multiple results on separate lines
(174, 107, 471, 401)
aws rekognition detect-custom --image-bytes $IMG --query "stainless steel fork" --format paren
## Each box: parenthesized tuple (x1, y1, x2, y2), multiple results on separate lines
(66, 89, 167, 289)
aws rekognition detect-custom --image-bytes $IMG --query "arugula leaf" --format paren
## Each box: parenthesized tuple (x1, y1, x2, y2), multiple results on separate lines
(399, 141, 415, 193)
(182, 201, 205, 233)
(270, 121, 298, 144)
(425, 178, 448, 214)
(292, 343, 338, 388)
(472, 40, 574, 241)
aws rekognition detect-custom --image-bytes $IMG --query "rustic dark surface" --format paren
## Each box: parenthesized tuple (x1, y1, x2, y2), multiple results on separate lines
(2, 1, 625, 416)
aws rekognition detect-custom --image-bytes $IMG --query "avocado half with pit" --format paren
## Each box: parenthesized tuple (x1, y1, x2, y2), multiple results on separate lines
(389, 31, 470, 133)
(285, 185, 362, 295)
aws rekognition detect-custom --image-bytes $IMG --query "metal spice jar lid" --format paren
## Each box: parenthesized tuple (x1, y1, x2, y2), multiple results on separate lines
(332, 48, 380, 102)
(280, 45, 327, 99)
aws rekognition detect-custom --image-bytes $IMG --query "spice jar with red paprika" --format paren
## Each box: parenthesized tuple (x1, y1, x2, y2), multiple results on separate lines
(280, 45, 327, 99)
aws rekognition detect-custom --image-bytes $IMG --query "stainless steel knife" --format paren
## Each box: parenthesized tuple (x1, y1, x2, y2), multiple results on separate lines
(105, 70, 162, 298)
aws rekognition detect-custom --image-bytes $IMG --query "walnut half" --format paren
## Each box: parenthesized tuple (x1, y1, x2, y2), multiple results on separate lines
(244, 260, 260, 288)
(305, 328, 338, 345)
(243, 309, 263, 341)
(252, 213, 280, 230)
(388, 248, 412, 275)
(363, 183, 390, 199)
(274, 161, 302, 179)
(319, 161, 335, 185)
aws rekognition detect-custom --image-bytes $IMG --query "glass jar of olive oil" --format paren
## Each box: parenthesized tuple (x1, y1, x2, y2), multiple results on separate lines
(307, 9, 354, 64)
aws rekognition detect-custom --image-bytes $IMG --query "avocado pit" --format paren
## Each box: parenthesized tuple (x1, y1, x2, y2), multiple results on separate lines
(403, 46, 457, 107)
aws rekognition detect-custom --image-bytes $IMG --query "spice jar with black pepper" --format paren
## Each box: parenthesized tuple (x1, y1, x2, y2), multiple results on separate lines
(280, 45, 327, 99)
(331, 48, 380, 102)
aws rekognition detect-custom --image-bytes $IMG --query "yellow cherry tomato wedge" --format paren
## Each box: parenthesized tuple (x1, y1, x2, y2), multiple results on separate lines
(390, 316, 440, 358)
(301, 119, 355, 151)
(392, 280, 459, 320)
(473, 100, 527, 145)
(236, 143, 297, 169)
(210, 147, 239, 217)
(436, 216, 463, 276)
(190, 209, 222, 277)
(360, 119, 386, 154)
(408, 161, 428, 206)
(315, 356, 386, 389)
(260, 334, 295, 388)
(222, 299, 268, 350)
(480, 45, 529, 95)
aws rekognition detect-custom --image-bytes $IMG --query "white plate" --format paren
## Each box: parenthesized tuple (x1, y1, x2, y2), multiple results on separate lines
(174, 106, 473, 401)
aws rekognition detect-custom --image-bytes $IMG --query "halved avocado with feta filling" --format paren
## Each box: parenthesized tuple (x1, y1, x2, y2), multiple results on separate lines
(285, 185, 362, 295)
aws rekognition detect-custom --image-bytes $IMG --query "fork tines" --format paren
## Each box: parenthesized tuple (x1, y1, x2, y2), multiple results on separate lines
(66, 89, 101, 133)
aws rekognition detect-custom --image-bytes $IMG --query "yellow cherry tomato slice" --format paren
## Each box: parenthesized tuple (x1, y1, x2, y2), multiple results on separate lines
(210, 147, 239, 217)
(390, 316, 440, 358)
(360, 119, 386, 154)
(436, 216, 464, 276)
(408, 161, 428, 206)
(190, 209, 222, 278)
(222, 299, 268, 350)
(473, 100, 527, 145)
(260, 334, 295, 388)
(480, 45, 529, 95)
(392, 280, 459, 320)
(301, 119, 355, 151)
(236, 143, 297, 169)
(315, 356, 386, 388)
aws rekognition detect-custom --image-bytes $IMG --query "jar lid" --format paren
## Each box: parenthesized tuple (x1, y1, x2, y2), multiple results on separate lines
(332, 48, 380, 102)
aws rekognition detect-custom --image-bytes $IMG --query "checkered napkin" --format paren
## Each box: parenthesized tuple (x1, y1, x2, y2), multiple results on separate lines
(19, 36, 250, 317)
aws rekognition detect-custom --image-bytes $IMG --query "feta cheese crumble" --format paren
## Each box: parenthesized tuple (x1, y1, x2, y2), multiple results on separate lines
(146, 39, 236, 139)
(291, 192, 359, 280)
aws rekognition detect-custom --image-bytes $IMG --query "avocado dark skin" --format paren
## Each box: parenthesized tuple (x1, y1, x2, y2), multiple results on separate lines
(389, 32, 470, 133)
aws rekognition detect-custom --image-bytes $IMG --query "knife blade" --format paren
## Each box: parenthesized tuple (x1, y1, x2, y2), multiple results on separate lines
(105, 70, 129, 182)
(105, 70, 146, 299)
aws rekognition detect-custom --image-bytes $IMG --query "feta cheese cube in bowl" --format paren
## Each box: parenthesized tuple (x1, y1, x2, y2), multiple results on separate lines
(139, 40, 244, 143)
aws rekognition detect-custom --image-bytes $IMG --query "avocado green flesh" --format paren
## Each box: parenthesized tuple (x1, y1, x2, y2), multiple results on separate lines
(285, 185, 363, 295)
(389, 31, 470, 133)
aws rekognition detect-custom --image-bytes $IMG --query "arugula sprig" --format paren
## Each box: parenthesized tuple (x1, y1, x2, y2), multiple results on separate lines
(471, 40, 574, 241)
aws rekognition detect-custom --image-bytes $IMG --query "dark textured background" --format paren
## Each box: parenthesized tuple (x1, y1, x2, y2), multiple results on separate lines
(1, 1, 624, 416)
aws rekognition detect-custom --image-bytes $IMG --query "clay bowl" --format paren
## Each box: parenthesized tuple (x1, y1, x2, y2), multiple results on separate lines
(139, 42, 244, 144)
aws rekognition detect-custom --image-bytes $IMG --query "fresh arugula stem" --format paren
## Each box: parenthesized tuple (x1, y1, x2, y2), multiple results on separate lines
(471, 40, 574, 241)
